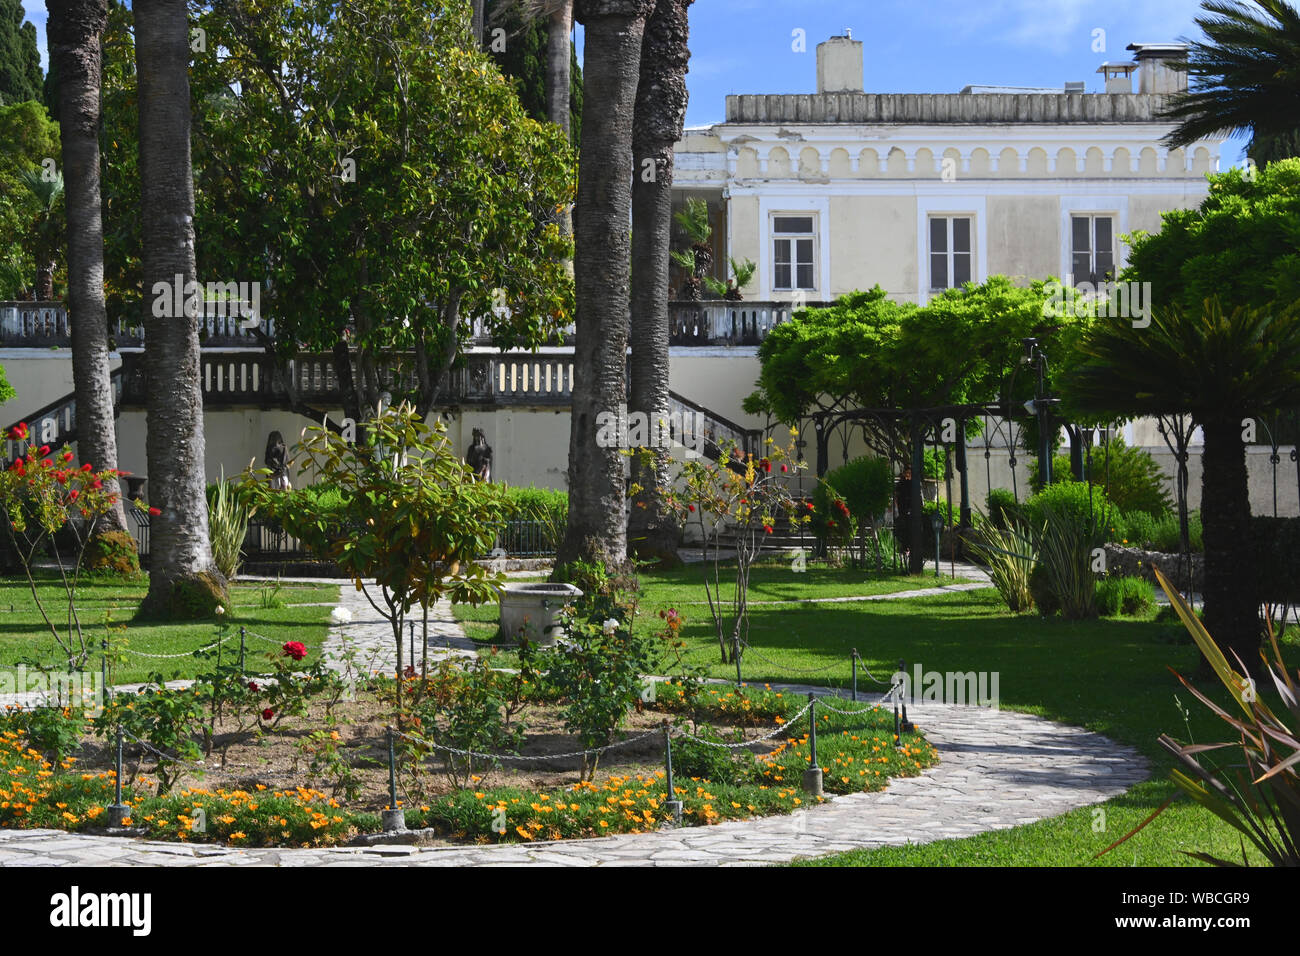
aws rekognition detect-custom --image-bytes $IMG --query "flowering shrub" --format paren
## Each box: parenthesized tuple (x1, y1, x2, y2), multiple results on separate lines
(668, 434, 807, 666)
(0, 440, 146, 667)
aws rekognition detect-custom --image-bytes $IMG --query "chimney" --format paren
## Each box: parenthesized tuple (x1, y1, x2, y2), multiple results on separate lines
(1095, 62, 1136, 94)
(817, 33, 864, 93)
(1126, 43, 1189, 94)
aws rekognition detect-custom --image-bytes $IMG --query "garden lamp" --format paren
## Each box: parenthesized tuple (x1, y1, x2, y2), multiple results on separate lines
(931, 511, 943, 578)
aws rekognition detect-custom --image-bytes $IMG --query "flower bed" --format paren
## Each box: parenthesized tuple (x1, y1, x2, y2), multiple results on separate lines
(0, 678, 937, 848)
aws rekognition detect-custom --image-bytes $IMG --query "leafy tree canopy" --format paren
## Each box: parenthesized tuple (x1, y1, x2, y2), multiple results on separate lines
(100, 0, 575, 421)
(0, 0, 42, 106)
(748, 277, 1085, 428)
(1121, 158, 1300, 314)
(0, 98, 61, 298)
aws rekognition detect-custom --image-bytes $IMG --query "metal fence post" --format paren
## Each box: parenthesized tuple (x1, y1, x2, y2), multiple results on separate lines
(381, 727, 406, 832)
(663, 722, 682, 825)
(239, 627, 246, 675)
(106, 726, 130, 827)
(802, 694, 823, 796)
(851, 648, 858, 702)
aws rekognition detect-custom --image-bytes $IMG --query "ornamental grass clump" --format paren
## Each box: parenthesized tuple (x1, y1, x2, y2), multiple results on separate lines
(964, 510, 1040, 613)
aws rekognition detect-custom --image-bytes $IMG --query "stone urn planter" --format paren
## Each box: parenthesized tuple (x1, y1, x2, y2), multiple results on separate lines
(497, 582, 583, 645)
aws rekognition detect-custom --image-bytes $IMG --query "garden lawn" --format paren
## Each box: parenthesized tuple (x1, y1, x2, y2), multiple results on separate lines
(0, 573, 339, 685)
(454, 560, 963, 651)
(473, 565, 1296, 866)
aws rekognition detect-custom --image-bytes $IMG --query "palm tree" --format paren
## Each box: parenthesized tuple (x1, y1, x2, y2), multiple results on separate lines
(133, 0, 227, 616)
(628, 0, 690, 565)
(1059, 299, 1300, 673)
(558, 0, 654, 567)
(16, 167, 63, 298)
(1162, 0, 1300, 164)
(47, 0, 133, 545)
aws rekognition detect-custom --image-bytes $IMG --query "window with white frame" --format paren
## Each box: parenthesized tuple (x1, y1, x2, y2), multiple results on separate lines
(771, 215, 816, 291)
(929, 216, 972, 291)
(1070, 214, 1116, 287)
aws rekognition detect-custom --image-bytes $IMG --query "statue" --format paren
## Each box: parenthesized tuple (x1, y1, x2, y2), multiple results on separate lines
(265, 430, 291, 490)
(466, 427, 492, 482)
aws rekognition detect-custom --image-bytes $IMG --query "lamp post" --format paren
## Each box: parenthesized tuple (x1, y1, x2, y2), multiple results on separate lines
(931, 510, 942, 579)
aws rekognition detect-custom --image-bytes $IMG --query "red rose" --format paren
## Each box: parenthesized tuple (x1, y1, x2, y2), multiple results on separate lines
(805, 502, 815, 511)
(92, 479, 102, 489)
(781, 464, 788, 473)
(40, 459, 52, 468)
(761, 459, 771, 472)
(38, 445, 49, 456)
(55, 471, 68, 485)
(282, 641, 307, 661)
(148, 507, 161, 516)
(248, 681, 260, 692)
(763, 524, 774, 534)
(62, 451, 73, 462)
(80, 463, 93, 472)
(688, 504, 695, 512)
(69, 490, 79, 501)
(262, 708, 274, 720)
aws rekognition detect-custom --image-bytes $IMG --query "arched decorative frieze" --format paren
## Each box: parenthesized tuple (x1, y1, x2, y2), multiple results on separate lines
(1138, 146, 1159, 176)
(858, 147, 880, 176)
(798, 146, 824, 178)
(969, 147, 992, 177)
(996, 147, 1021, 175)
(827, 147, 853, 178)
(1192, 146, 1212, 174)
(1084, 146, 1105, 176)
(1054, 147, 1079, 175)
(1110, 147, 1132, 175)
(767, 146, 791, 177)
(886, 146, 908, 176)
(1026, 147, 1049, 176)
(735, 146, 760, 178)
(913, 147, 935, 176)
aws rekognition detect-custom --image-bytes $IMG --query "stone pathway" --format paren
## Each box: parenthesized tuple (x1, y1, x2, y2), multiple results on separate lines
(0, 698, 1147, 867)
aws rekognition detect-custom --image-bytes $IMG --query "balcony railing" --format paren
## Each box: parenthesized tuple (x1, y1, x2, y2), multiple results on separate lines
(669, 300, 826, 346)
(118, 351, 575, 408)
(3, 301, 817, 349)
(0, 302, 276, 348)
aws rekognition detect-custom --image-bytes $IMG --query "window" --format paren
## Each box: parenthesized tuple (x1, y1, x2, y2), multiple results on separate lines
(929, 216, 972, 291)
(1071, 215, 1115, 287)
(772, 215, 816, 291)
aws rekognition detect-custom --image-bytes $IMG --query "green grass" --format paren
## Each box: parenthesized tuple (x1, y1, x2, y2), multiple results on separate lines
(454, 560, 963, 653)
(470, 561, 1297, 866)
(0, 573, 339, 684)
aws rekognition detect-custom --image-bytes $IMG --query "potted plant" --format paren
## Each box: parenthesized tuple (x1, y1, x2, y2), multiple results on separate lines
(705, 257, 758, 301)
(669, 198, 714, 301)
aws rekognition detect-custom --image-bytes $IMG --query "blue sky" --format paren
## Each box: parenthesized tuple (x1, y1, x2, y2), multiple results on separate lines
(19, 0, 1248, 163)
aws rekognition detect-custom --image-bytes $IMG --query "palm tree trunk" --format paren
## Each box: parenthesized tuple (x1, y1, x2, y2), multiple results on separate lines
(546, 0, 573, 139)
(558, 0, 654, 568)
(134, 0, 227, 617)
(472, 0, 485, 44)
(1199, 413, 1261, 675)
(628, 0, 689, 566)
(48, 0, 131, 545)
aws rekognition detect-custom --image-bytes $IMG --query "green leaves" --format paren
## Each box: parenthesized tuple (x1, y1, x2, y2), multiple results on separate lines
(236, 403, 507, 616)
